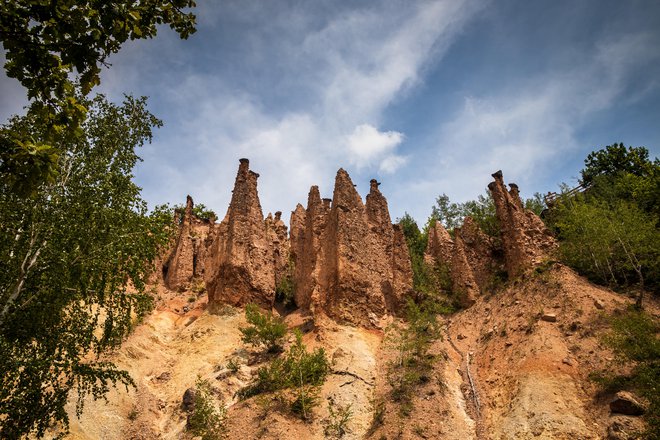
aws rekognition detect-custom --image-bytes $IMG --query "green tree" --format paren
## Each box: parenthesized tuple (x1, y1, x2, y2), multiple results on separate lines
(550, 144, 659, 304)
(593, 309, 660, 439)
(238, 329, 329, 419)
(554, 194, 659, 307)
(429, 194, 463, 231)
(240, 303, 288, 353)
(0, 0, 196, 194)
(0, 95, 173, 438)
(581, 143, 654, 185)
(430, 192, 500, 237)
(187, 378, 228, 440)
(173, 202, 216, 223)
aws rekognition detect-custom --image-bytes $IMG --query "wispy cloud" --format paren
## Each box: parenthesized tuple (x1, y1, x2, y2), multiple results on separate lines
(97, 0, 485, 219)
(398, 29, 660, 219)
(346, 124, 405, 172)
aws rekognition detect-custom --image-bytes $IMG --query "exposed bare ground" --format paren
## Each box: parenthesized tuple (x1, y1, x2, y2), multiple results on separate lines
(64, 264, 655, 439)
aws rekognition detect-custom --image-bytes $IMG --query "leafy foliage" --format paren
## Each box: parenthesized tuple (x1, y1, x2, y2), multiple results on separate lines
(324, 401, 353, 439)
(0, 95, 172, 438)
(275, 258, 296, 307)
(237, 330, 329, 419)
(431, 192, 499, 237)
(387, 298, 443, 416)
(550, 143, 659, 303)
(553, 196, 659, 300)
(592, 309, 660, 439)
(174, 202, 216, 222)
(187, 378, 228, 440)
(240, 303, 288, 353)
(0, 0, 196, 193)
(581, 143, 655, 186)
(397, 214, 455, 307)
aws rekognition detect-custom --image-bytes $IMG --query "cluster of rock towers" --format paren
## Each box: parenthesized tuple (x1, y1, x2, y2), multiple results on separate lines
(162, 160, 555, 327)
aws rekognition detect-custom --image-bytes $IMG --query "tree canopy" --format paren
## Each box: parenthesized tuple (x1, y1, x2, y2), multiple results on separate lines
(550, 144, 659, 306)
(0, 95, 173, 438)
(0, 0, 196, 194)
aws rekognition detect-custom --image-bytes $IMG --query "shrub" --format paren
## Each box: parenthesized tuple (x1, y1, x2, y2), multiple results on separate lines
(237, 330, 329, 419)
(386, 298, 442, 416)
(592, 308, 660, 439)
(225, 358, 240, 373)
(187, 378, 228, 440)
(553, 195, 659, 305)
(275, 259, 295, 307)
(324, 401, 353, 438)
(239, 303, 288, 353)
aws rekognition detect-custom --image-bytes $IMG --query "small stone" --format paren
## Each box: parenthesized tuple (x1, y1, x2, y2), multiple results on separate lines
(215, 370, 230, 381)
(155, 372, 171, 382)
(182, 388, 196, 412)
(182, 306, 189, 313)
(505, 341, 513, 347)
(562, 357, 573, 366)
(607, 416, 645, 440)
(332, 347, 346, 364)
(541, 313, 557, 322)
(457, 333, 466, 340)
(594, 298, 605, 310)
(610, 391, 646, 416)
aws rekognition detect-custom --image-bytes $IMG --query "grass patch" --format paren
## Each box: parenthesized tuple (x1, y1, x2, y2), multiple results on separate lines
(237, 330, 329, 420)
(240, 303, 287, 353)
(591, 307, 659, 439)
(187, 378, 227, 440)
(386, 298, 443, 417)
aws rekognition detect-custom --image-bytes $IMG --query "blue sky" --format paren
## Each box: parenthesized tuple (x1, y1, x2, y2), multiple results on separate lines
(1, 0, 659, 224)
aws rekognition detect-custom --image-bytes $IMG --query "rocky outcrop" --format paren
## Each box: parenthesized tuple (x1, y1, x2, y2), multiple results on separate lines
(459, 216, 502, 291)
(291, 186, 329, 310)
(488, 170, 557, 277)
(424, 217, 496, 303)
(289, 170, 413, 326)
(610, 391, 647, 416)
(206, 159, 275, 309)
(424, 220, 454, 267)
(266, 211, 290, 288)
(163, 196, 213, 291)
(451, 230, 478, 306)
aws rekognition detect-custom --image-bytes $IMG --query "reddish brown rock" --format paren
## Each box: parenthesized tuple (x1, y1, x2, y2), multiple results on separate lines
(163, 196, 214, 291)
(365, 179, 412, 310)
(290, 186, 329, 310)
(451, 229, 478, 307)
(266, 211, 290, 288)
(459, 216, 503, 291)
(488, 170, 557, 277)
(392, 224, 414, 307)
(290, 170, 412, 326)
(424, 220, 454, 267)
(206, 159, 275, 309)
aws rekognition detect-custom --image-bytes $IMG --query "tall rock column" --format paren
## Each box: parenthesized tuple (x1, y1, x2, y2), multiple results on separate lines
(164, 195, 196, 291)
(365, 179, 412, 309)
(451, 229, 479, 307)
(424, 221, 454, 267)
(266, 211, 290, 288)
(322, 170, 386, 324)
(206, 159, 275, 308)
(292, 186, 329, 310)
(488, 170, 556, 278)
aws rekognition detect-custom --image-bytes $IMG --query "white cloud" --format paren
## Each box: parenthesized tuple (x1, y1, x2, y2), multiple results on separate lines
(379, 155, 409, 174)
(346, 124, 404, 168)
(397, 30, 660, 221)
(94, 0, 485, 221)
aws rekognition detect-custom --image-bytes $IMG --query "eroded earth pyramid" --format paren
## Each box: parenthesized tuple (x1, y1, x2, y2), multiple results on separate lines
(206, 159, 276, 309)
(290, 170, 413, 326)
